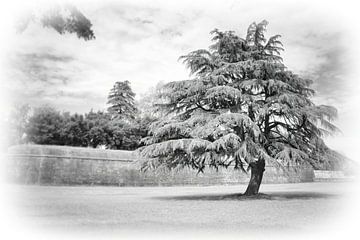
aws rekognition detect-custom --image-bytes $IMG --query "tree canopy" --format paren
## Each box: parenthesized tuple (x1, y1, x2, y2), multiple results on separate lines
(140, 20, 339, 195)
(107, 80, 138, 120)
(26, 106, 65, 145)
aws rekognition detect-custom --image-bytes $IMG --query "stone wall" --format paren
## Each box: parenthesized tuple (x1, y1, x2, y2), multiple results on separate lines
(313, 170, 346, 181)
(6, 145, 315, 186)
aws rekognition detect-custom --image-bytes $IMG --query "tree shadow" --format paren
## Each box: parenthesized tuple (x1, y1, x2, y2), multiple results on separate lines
(154, 192, 341, 201)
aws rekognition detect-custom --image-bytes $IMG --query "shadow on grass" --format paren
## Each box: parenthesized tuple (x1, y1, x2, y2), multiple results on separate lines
(154, 192, 341, 201)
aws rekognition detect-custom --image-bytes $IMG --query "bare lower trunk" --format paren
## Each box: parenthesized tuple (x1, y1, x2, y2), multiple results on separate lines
(244, 158, 265, 196)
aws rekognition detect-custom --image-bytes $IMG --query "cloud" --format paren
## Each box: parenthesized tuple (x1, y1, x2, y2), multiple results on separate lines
(266, 10, 351, 106)
(287, 31, 349, 104)
(3, 0, 352, 115)
(91, 3, 159, 43)
(22, 52, 74, 62)
(9, 51, 75, 84)
(160, 28, 182, 38)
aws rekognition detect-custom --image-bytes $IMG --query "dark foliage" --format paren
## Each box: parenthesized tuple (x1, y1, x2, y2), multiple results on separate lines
(26, 106, 65, 145)
(23, 106, 150, 151)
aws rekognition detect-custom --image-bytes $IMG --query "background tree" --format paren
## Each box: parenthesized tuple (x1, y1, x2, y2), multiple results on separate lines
(136, 82, 167, 120)
(140, 20, 339, 196)
(135, 82, 167, 142)
(107, 80, 138, 120)
(106, 119, 141, 150)
(26, 106, 65, 145)
(85, 110, 113, 148)
(61, 112, 89, 147)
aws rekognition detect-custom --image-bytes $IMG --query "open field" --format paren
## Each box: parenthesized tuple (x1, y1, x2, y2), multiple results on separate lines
(3, 182, 359, 239)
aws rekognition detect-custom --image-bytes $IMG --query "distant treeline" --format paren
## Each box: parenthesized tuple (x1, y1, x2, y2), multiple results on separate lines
(8, 105, 155, 150)
(6, 80, 162, 150)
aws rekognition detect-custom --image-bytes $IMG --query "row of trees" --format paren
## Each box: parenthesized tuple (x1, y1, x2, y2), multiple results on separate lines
(8, 81, 158, 150)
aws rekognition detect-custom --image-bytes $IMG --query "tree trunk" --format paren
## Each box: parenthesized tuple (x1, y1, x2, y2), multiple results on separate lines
(244, 158, 265, 196)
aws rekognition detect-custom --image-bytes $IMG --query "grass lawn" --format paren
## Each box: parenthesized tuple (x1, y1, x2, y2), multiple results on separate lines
(4, 182, 357, 239)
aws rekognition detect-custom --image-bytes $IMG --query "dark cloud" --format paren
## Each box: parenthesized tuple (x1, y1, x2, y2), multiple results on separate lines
(10, 52, 74, 84)
(130, 17, 153, 25)
(20, 53, 75, 62)
(92, 5, 158, 45)
(114, 30, 151, 43)
(96, 2, 160, 17)
(14, 88, 103, 102)
(9, 88, 106, 114)
(160, 28, 182, 38)
(297, 32, 349, 103)
(96, 3, 157, 28)
(312, 47, 348, 96)
(94, 3, 196, 44)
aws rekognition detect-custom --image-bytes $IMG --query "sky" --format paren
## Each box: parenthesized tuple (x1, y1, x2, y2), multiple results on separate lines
(0, 0, 360, 160)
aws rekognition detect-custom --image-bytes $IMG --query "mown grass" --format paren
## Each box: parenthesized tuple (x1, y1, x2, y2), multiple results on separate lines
(9, 182, 351, 237)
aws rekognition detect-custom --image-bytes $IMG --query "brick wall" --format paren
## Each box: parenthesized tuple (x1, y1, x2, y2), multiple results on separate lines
(6, 145, 315, 186)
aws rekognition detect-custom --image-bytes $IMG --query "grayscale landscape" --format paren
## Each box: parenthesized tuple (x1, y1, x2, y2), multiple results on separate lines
(1, 0, 360, 240)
